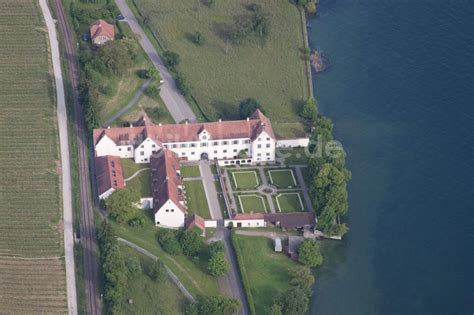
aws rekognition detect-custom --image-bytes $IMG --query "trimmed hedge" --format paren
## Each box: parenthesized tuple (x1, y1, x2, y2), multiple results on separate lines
(230, 230, 256, 315)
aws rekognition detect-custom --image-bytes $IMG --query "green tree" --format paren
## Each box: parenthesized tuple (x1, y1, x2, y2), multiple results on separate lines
(208, 251, 230, 277)
(105, 188, 140, 224)
(191, 32, 204, 45)
(149, 259, 167, 282)
(301, 97, 318, 120)
(162, 50, 180, 70)
(98, 40, 135, 75)
(145, 84, 160, 99)
(125, 255, 142, 276)
(157, 229, 183, 255)
(145, 67, 160, 80)
(298, 239, 323, 267)
(281, 286, 309, 315)
(208, 241, 225, 256)
(178, 230, 203, 256)
(289, 266, 315, 296)
(192, 295, 240, 315)
(175, 73, 191, 96)
(269, 303, 283, 315)
(328, 223, 349, 237)
(239, 97, 264, 119)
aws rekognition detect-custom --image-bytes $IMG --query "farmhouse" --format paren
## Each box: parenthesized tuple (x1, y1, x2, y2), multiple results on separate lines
(93, 110, 277, 165)
(95, 155, 124, 199)
(89, 19, 114, 46)
(150, 150, 186, 228)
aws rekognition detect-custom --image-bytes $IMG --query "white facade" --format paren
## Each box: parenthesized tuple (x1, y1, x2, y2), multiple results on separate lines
(98, 187, 115, 200)
(154, 199, 186, 228)
(224, 218, 266, 228)
(276, 138, 310, 148)
(95, 130, 277, 164)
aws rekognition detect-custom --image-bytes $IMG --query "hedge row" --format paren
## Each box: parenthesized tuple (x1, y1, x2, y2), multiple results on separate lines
(229, 230, 256, 315)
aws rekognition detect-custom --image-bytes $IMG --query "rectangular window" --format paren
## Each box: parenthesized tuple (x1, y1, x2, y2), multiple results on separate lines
(111, 161, 115, 167)
(257, 153, 261, 157)
(191, 152, 195, 155)
(232, 140, 238, 145)
(258, 138, 261, 141)
(190, 143, 197, 148)
(233, 149, 237, 152)
(118, 148, 122, 151)
(244, 139, 250, 144)
(266, 153, 270, 156)
(222, 141, 229, 145)
(164, 144, 169, 149)
(128, 147, 131, 151)
(214, 150, 218, 154)
(223, 150, 227, 153)
(257, 144, 262, 149)
(113, 180, 117, 186)
(180, 143, 187, 148)
(152, 144, 156, 148)
(141, 145, 144, 148)
(201, 142, 208, 147)
(266, 144, 271, 148)
(213, 141, 219, 146)
(266, 137, 270, 141)
(140, 151, 144, 156)
(182, 152, 185, 156)
(172, 144, 178, 148)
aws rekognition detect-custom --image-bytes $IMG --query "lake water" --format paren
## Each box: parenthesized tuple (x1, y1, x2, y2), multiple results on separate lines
(308, 1, 473, 314)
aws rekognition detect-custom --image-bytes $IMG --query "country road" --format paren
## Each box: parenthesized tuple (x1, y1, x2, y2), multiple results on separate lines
(53, 1, 101, 314)
(114, 0, 197, 123)
(38, 1, 77, 313)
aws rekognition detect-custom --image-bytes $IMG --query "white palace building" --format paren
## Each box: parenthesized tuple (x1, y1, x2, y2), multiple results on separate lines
(93, 110, 285, 165)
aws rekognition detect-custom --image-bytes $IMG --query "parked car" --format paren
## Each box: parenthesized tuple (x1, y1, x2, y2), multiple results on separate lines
(116, 14, 125, 21)
(81, 32, 89, 42)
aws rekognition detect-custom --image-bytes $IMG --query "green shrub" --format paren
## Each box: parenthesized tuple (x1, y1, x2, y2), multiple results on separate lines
(148, 259, 167, 282)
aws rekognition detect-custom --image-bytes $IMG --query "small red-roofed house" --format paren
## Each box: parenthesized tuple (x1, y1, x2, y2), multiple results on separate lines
(185, 214, 206, 235)
(95, 155, 125, 199)
(90, 19, 114, 46)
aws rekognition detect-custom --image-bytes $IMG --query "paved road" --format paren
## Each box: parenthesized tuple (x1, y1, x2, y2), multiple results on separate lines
(199, 162, 249, 315)
(114, 0, 196, 123)
(39, 1, 77, 313)
(118, 238, 195, 302)
(102, 79, 151, 127)
(53, 1, 101, 314)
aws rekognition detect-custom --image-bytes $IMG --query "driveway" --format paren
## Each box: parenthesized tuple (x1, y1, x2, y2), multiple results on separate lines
(114, 0, 197, 123)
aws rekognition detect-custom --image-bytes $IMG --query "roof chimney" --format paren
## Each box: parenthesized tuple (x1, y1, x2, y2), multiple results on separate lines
(218, 118, 222, 122)
(185, 121, 188, 125)
(246, 117, 250, 121)
(159, 123, 162, 126)
(107, 126, 110, 129)
(129, 123, 133, 128)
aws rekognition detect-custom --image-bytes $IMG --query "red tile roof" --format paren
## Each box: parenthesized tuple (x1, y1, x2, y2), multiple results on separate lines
(233, 213, 265, 220)
(264, 212, 315, 229)
(93, 110, 275, 147)
(185, 214, 206, 231)
(95, 155, 124, 197)
(150, 150, 186, 214)
(90, 19, 115, 41)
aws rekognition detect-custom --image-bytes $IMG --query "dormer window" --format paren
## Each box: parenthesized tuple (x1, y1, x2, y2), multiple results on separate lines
(199, 129, 209, 141)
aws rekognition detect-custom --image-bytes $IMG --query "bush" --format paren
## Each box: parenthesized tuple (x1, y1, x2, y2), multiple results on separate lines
(175, 73, 191, 97)
(239, 97, 264, 119)
(105, 188, 140, 224)
(145, 106, 167, 122)
(178, 230, 203, 257)
(148, 259, 167, 282)
(208, 241, 225, 257)
(128, 215, 146, 228)
(207, 251, 230, 277)
(300, 97, 318, 120)
(157, 230, 183, 255)
(145, 67, 160, 80)
(191, 32, 204, 45)
(145, 84, 160, 99)
(188, 295, 240, 315)
(162, 50, 180, 70)
(298, 239, 323, 267)
(125, 256, 142, 275)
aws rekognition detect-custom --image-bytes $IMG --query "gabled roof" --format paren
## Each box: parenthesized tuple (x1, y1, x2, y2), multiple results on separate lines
(151, 150, 186, 214)
(93, 110, 275, 147)
(90, 19, 115, 41)
(95, 155, 124, 197)
(233, 213, 265, 220)
(185, 214, 206, 231)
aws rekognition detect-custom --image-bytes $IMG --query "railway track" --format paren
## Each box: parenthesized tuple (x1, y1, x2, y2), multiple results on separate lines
(52, 1, 101, 314)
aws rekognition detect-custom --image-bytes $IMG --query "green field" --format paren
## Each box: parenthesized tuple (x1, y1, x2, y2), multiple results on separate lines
(231, 170, 260, 190)
(126, 169, 152, 197)
(277, 147, 310, 165)
(180, 165, 201, 178)
(268, 169, 298, 188)
(233, 235, 298, 314)
(121, 159, 149, 178)
(132, 0, 309, 137)
(237, 195, 267, 213)
(0, 1, 67, 312)
(110, 213, 220, 297)
(117, 245, 186, 314)
(184, 180, 211, 219)
(275, 193, 305, 212)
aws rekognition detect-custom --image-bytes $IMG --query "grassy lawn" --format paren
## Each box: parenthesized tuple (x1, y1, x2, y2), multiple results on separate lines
(126, 169, 152, 197)
(184, 180, 211, 219)
(268, 169, 298, 188)
(117, 245, 186, 314)
(122, 158, 149, 178)
(237, 195, 267, 213)
(180, 165, 201, 178)
(275, 193, 305, 212)
(233, 235, 299, 314)
(114, 94, 175, 127)
(110, 213, 220, 297)
(132, 0, 309, 137)
(277, 147, 310, 166)
(231, 170, 260, 190)
(0, 1, 67, 312)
